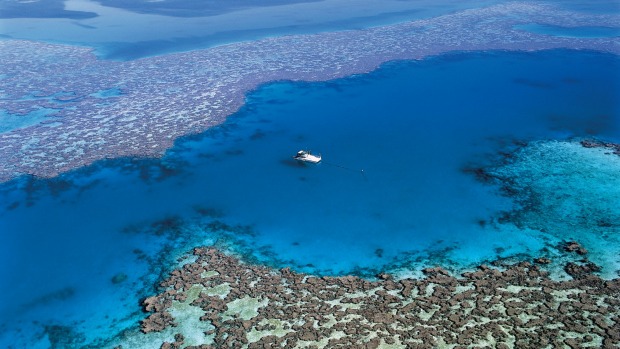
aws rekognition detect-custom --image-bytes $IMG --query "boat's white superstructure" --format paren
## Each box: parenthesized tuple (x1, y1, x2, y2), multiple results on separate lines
(294, 150, 321, 163)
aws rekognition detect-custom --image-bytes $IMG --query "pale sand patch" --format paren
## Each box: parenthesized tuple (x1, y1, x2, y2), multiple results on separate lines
(205, 283, 230, 298)
(170, 297, 214, 347)
(550, 288, 582, 302)
(119, 285, 214, 349)
(200, 270, 219, 278)
(247, 319, 292, 343)
(223, 296, 268, 321)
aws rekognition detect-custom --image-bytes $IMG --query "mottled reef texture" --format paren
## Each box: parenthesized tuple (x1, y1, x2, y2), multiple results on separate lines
(131, 246, 619, 349)
(580, 139, 620, 157)
(1, 2, 619, 182)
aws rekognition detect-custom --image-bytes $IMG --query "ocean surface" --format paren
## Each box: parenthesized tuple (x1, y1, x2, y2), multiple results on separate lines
(0, 0, 498, 60)
(0, 48, 618, 347)
(1, 0, 620, 347)
(1, 0, 618, 60)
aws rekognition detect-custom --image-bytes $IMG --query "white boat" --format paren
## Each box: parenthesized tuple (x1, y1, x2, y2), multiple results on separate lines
(293, 150, 321, 163)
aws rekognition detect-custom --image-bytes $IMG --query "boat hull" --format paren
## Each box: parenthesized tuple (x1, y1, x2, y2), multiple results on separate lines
(294, 150, 321, 163)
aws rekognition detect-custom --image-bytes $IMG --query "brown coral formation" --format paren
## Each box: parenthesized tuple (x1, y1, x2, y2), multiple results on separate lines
(580, 140, 620, 156)
(160, 334, 185, 349)
(563, 241, 588, 255)
(139, 247, 620, 348)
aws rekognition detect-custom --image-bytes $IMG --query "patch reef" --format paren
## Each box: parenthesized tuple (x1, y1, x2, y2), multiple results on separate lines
(127, 247, 619, 349)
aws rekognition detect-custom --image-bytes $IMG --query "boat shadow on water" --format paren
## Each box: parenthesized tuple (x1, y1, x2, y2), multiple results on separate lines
(280, 158, 311, 168)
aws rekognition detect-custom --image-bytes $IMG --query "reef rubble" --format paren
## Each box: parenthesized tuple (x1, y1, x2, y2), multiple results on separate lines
(130, 247, 620, 349)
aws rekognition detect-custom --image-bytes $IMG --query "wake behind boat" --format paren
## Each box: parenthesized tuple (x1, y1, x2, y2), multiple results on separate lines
(294, 150, 321, 163)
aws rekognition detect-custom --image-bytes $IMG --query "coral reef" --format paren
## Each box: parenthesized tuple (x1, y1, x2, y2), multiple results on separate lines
(1, 3, 618, 182)
(133, 247, 619, 349)
(580, 140, 620, 156)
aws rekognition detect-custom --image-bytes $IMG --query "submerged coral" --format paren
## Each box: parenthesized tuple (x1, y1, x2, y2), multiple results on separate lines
(490, 140, 620, 230)
(580, 140, 620, 156)
(479, 139, 620, 277)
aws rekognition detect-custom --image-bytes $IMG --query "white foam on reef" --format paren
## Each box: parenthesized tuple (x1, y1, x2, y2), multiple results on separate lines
(491, 140, 620, 278)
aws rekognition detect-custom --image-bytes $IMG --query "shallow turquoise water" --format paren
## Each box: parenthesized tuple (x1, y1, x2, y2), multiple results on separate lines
(0, 108, 60, 133)
(0, 49, 619, 347)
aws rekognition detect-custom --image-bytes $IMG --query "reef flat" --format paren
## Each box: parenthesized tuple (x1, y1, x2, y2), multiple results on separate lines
(112, 247, 619, 349)
(1, 2, 618, 182)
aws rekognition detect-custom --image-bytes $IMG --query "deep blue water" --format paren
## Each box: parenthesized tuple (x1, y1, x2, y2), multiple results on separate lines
(0, 49, 619, 347)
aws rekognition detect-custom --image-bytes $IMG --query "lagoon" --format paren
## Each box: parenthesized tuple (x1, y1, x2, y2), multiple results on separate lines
(0, 49, 618, 347)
